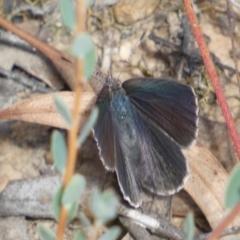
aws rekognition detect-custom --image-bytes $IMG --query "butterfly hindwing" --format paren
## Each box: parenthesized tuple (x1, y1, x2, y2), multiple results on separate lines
(132, 108, 188, 195)
(113, 129, 142, 207)
(123, 78, 198, 147)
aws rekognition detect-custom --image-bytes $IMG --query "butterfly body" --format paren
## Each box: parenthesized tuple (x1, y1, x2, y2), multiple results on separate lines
(93, 77, 198, 207)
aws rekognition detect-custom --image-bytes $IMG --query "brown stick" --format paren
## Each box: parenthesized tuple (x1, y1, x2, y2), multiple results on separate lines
(0, 16, 76, 90)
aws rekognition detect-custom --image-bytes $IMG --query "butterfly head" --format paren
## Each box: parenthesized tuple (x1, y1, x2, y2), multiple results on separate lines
(106, 75, 122, 90)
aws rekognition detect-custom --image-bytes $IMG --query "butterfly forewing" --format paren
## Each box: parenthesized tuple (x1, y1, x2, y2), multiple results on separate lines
(93, 87, 142, 207)
(123, 78, 198, 147)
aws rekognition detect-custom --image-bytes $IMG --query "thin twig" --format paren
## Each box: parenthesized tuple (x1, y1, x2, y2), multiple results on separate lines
(197, 226, 240, 240)
(118, 204, 186, 240)
(56, 0, 86, 239)
(118, 203, 240, 240)
(119, 216, 152, 240)
(182, 0, 240, 238)
(182, 0, 240, 159)
(0, 16, 107, 93)
(0, 16, 76, 90)
(206, 202, 240, 240)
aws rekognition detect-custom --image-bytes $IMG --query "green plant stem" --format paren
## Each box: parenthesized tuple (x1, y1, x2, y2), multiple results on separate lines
(56, 0, 86, 239)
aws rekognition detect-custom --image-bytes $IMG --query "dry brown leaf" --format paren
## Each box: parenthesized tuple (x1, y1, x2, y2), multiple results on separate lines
(0, 91, 96, 129)
(183, 144, 240, 232)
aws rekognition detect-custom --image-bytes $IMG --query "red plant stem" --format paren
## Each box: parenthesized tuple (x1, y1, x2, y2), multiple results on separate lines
(183, 0, 240, 159)
(206, 202, 240, 240)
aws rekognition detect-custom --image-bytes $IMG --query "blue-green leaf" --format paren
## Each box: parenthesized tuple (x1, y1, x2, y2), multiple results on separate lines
(90, 189, 118, 224)
(72, 33, 95, 59)
(84, 46, 97, 80)
(184, 212, 195, 240)
(225, 163, 240, 209)
(51, 130, 67, 174)
(62, 174, 86, 206)
(67, 201, 78, 223)
(72, 230, 87, 240)
(52, 187, 63, 221)
(54, 94, 72, 128)
(72, 33, 97, 82)
(99, 226, 121, 240)
(79, 212, 92, 231)
(59, 0, 76, 30)
(85, 0, 95, 6)
(52, 188, 79, 224)
(37, 225, 56, 240)
(77, 107, 99, 147)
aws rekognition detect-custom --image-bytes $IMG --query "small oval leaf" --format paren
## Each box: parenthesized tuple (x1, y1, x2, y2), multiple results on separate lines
(86, 0, 95, 6)
(54, 94, 72, 128)
(51, 130, 67, 173)
(72, 230, 87, 240)
(52, 187, 63, 221)
(79, 212, 92, 230)
(90, 189, 118, 224)
(99, 226, 121, 240)
(37, 225, 56, 240)
(62, 174, 86, 206)
(67, 201, 79, 224)
(77, 107, 99, 147)
(72, 33, 95, 59)
(184, 212, 195, 240)
(59, 0, 76, 30)
(225, 163, 240, 209)
(84, 46, 97, 81)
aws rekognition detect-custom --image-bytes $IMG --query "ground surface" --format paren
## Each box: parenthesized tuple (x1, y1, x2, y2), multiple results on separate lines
(0, 0, 240, 239)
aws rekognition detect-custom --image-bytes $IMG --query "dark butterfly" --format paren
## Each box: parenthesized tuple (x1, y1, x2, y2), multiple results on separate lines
(93, 77, 198, 207)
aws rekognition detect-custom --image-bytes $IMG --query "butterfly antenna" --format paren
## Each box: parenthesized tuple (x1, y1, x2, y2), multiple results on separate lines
(117, 32, 146, 81)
